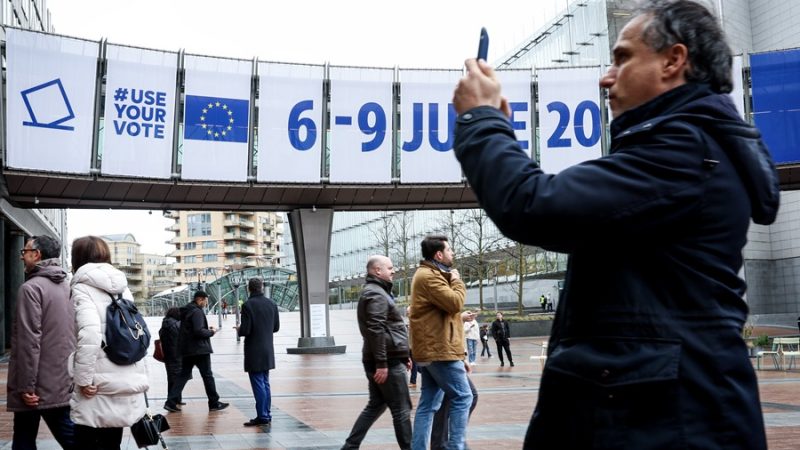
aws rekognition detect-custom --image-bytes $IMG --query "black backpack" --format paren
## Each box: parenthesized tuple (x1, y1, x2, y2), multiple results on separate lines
(103, 293, 151, 365)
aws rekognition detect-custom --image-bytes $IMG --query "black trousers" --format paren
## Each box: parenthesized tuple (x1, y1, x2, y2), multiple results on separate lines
(164, 360, 186, 404)
(342, 361, 412, 449)
(13, 406, 74, 450)
(496, 339, 513, 364)
(480, 339, 492, 356)
(430, 376, 479, 450)
(74, 424, 122, 450)
(167, 354, 220, 407)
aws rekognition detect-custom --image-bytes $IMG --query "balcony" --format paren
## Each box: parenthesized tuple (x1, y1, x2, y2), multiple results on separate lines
(164, 210, 179, 219)
(167, 237, 182, 245)
(165, 223, 180, 232)
(224, 245, 256, 255)
(224, 232, 255, 241)
(224, 219, 255, 228)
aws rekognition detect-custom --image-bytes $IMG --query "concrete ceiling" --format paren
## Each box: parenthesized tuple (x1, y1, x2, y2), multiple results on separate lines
(3, 163, 798, 212)
(0, 170, 480, 211)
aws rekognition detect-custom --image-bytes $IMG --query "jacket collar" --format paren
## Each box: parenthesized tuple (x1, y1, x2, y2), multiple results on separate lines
(365, 274, 393, 293)
(422, 258, 451, 273)
(610, 82, 714, 137)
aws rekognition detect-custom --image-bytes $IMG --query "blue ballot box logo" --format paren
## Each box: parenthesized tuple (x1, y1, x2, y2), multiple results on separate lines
(20, 78, 76, 131)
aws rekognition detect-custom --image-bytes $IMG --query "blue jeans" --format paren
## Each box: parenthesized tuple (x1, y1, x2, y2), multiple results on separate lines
(466, 339, 477, 363)
(13, 406, 75, 450)
(248, 371, 272, 421)
(412, 361, 472, 450)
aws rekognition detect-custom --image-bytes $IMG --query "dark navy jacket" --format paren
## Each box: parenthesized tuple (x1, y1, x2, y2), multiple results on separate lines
(454, 83, 779, 450)
(238, 293, 280, 372)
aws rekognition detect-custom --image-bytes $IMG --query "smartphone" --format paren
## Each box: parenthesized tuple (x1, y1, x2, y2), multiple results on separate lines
(477, 27, 489, 61)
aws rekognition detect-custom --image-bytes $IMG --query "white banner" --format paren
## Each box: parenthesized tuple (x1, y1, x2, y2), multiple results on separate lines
(5, 29, 98, 173)
(730, 55, 745, 119)
(496, 69, 533, 158)
(102, 45, 177, 178)
(182, 55, 251, 181)
(537, 67, 603, 173)
(399, 69, 462, 183)
(257, 63, 324, 183)
(328, 67, 394, 183)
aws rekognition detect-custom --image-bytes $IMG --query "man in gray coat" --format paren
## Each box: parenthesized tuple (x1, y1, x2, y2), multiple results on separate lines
(8, 235, 76, 449)
(236, 277, 280, 426)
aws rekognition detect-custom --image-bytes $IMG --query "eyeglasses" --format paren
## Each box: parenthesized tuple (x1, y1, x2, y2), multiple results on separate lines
(20, 248, 39, 256)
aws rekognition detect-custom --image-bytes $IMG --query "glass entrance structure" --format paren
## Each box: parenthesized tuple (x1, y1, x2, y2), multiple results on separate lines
(145, 267, 298, 316)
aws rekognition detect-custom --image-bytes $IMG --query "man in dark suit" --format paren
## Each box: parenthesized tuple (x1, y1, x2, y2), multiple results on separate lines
(236, 277, 280, 426)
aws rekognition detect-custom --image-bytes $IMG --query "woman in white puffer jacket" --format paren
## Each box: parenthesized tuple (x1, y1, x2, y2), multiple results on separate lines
(69, 236, 149, 449)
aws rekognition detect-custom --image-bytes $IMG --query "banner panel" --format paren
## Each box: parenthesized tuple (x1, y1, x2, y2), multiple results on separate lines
(257, 63, 324, 183)
(328, 67, 394, 184)
(751, 49, 800, 164)
(6, 29, 98, 173)
(182, 55, 251, 181)
(399, 69, 462, 183)
(537, 67, 603, 173)
(496, 69, 533, 158)
(730, 55, 745, 119)
(101, 44, 177, 178)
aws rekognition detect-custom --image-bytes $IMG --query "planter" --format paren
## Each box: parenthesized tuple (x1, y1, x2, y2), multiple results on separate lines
(507, 319, 553, 337)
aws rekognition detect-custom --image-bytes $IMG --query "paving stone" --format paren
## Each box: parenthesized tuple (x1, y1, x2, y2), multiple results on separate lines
(0, 312, 797, 449)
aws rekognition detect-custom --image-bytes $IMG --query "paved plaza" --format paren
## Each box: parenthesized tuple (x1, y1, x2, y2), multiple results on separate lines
(0, 309, 798, 449)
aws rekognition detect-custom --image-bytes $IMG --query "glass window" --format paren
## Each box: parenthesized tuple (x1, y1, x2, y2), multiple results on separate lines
(203, 241, 217, 249)
(188, 213, 212, 237)
(203, 254, 218, 262)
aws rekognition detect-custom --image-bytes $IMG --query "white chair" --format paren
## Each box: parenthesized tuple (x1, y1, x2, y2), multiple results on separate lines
(756, 339, 781, 370)
(530, 341, 548, 370)
(777, 337, 800, 370)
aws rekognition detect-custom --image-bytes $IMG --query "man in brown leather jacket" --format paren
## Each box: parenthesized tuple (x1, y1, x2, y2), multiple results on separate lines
(342, 255, 411, 450)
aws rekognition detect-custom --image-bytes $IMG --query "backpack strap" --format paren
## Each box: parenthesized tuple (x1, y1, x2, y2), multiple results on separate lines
(108, 293, 146, 339)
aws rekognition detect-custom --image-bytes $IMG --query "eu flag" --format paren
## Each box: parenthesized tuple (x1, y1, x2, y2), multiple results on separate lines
(184, 95, 249, 143)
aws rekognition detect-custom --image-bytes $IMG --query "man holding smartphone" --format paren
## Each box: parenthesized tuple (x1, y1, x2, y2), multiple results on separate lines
(452, 1, 778, 448)
(165, 291, 230, 413)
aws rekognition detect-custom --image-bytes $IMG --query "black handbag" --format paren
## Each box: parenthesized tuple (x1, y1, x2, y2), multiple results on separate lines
(130, 393, 170, 449)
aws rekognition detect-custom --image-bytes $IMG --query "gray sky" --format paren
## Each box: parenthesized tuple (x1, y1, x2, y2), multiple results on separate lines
(54, 0, 569, 255)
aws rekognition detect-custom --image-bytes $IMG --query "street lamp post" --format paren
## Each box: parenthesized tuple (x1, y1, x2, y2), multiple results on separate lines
(485, 259, 501, 312)
(206, 266, 227, 330)
(215, 267, 228, 329)
(230, 271, 244, 343)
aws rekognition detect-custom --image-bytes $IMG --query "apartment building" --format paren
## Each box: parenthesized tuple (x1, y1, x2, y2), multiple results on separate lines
(142, 253, 177, 300)
(165, 211, 284, 285)
(101, 233, 145, 299)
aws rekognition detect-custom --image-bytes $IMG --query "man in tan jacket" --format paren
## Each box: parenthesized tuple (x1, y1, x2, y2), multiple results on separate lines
(408, 235, 472, 450)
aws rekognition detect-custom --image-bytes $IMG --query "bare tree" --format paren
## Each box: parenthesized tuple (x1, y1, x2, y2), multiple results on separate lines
(459, 208, 505, 311)
(439, 209, 465, 255)
(392, 211, 415, 300)
(370, 211, 397, 257)
(502, 241, 535, 314)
